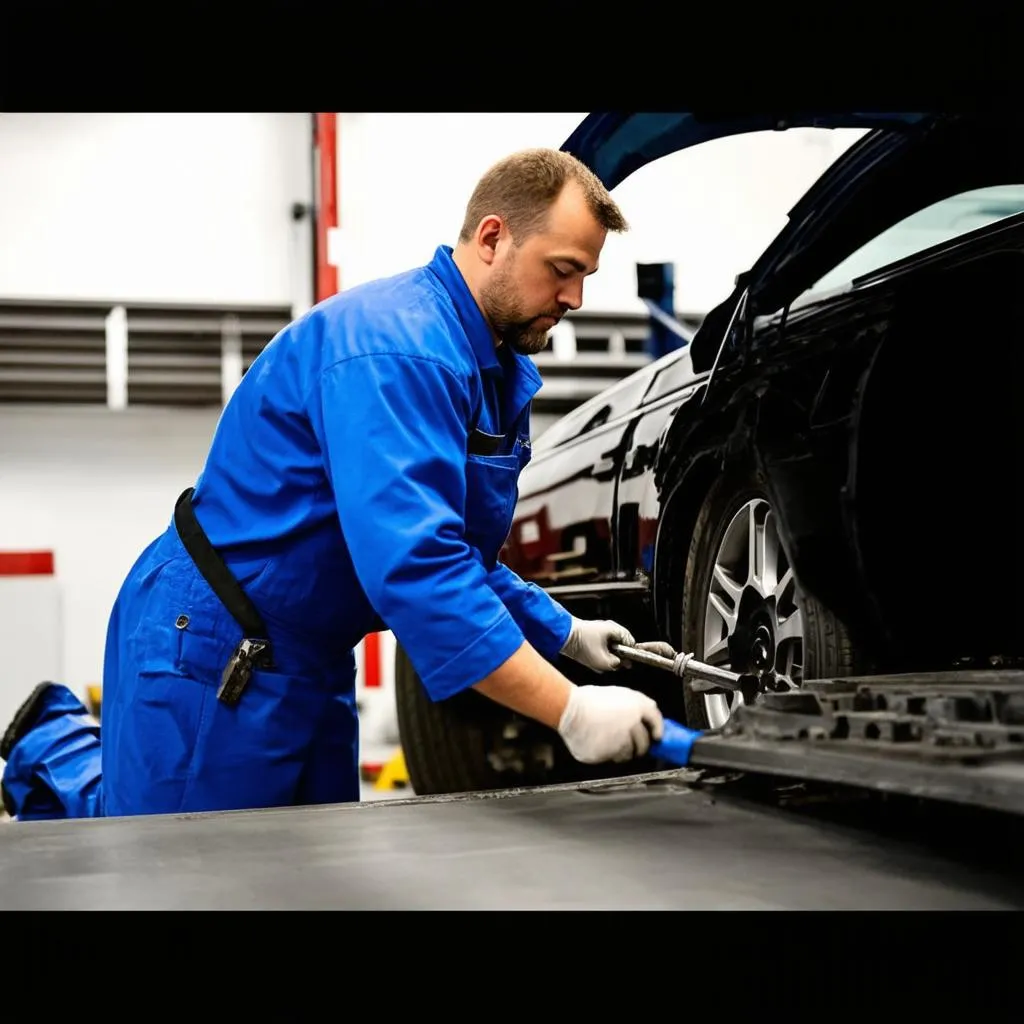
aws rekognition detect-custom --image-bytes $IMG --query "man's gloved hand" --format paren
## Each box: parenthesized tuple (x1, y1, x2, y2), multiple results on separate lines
(560, 617, 635, 673)
(560, 618, 679, 673)
(557, 684, 665, 763)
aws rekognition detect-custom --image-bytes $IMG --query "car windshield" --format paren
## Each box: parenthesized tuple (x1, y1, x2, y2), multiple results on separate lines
(807, 184, 1024, 296)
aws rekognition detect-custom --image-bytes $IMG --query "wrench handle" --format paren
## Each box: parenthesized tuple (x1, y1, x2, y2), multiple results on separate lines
(610, 643, 676, 672)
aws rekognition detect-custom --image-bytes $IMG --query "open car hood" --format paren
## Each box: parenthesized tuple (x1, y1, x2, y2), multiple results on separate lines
(561, 112, 929, 190)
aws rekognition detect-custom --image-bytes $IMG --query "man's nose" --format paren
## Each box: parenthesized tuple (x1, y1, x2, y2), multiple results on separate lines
(558, 280, 584, 311)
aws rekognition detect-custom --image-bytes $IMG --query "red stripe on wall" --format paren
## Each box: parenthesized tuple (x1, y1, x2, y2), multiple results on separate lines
(0, 551, 54, 576)
(363, 631, 381, 688)
(314, 112, 339, 303)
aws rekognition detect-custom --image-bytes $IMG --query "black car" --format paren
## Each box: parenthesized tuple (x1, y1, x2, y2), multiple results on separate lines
(395, 111, 1024, 796)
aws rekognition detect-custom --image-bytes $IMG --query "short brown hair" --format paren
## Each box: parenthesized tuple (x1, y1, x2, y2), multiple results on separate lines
(457, 148, 629, 244)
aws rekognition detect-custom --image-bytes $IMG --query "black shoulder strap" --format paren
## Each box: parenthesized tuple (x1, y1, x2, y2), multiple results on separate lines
(173, 488, 269, 639)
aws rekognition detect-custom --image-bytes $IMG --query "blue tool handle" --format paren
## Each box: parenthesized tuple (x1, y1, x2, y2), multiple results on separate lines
(649, 718, 703, 766)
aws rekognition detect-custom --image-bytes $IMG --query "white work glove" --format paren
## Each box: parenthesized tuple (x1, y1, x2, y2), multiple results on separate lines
(557, 684, 665, 764)
(560, 617, 635, 673)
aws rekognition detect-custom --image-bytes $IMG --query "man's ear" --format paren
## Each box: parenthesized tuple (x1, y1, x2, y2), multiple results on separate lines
(475, 215, 503, 265)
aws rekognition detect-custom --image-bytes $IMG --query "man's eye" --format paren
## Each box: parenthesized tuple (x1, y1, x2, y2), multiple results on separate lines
(551, 265, 570, 278)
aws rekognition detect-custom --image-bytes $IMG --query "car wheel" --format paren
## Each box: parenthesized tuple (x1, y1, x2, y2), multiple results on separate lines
(681, 469, 860, 730)
(394, 644, 599, 795)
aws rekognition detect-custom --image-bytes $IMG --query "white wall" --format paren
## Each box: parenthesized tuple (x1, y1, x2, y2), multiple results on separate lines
(0, 110, 864, 316)
(0, 405, 220, 697)
(0, 113, 314, 316)
(0, 575, 62, 734)
(336, 113, 866, 315)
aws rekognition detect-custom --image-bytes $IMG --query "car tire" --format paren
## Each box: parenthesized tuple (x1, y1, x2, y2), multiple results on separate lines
(394, 644, 508, 795)
(681, 467, 861, 730)
(394, 644, 640, 795)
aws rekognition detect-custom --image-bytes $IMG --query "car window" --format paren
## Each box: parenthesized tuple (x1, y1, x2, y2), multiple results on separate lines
(799, 184, 1024, 301)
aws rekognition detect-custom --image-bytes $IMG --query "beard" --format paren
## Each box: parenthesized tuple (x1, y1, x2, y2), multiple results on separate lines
(480, 265, 562, 356)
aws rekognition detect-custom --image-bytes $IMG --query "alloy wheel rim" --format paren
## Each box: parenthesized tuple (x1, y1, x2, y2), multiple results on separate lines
(701, 498, 804, 729)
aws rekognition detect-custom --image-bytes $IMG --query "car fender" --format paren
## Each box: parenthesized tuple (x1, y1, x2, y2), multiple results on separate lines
(648, 392, 758, 641)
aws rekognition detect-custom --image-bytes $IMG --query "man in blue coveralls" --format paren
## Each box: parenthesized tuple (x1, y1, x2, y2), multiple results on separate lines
(1, 147, 669, 820)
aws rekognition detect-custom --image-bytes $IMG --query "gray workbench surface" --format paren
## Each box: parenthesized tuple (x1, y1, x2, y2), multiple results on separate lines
(2, 771, 1022, 909)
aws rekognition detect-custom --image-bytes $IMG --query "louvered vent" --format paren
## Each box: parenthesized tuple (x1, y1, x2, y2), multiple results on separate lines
(126, 306, 292, 406)
(569, 311, 651, 354)
(241, 315, 290, 374)
(126, 307, 223, 406)
(0, 301, 108, 403)
(0, 299, 293, 407)
(0, 300, 702, 413)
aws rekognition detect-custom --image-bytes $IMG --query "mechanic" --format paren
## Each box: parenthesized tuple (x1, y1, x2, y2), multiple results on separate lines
(1, 147, 671, 821)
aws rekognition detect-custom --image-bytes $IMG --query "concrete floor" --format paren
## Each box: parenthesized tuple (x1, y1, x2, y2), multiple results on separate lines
(1, 783, 409, 820)
(360, 781, 412, 801)
(4, 771, 1024, 909)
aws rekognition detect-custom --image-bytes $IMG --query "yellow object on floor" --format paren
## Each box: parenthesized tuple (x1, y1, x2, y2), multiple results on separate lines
(374, 749, 409, 791)
(86, 685, 102, 720)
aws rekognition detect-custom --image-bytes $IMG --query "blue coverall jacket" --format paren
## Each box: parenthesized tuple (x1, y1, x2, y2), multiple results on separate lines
(2, 245, 573, 819)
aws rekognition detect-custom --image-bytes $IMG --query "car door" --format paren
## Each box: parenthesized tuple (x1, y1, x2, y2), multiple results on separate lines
(501, 366, 659, 595)
(615, 346, 710, 583)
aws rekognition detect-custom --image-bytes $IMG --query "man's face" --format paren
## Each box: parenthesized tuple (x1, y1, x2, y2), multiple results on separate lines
(480, 181, 607, 355)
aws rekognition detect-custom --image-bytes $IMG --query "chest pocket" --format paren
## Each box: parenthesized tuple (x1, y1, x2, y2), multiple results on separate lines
(464, 429, 532, 569)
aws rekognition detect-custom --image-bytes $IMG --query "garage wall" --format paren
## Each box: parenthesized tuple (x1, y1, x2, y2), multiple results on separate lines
(0, 112, 314, 316)
(0, 405, 219, 698)
(0, 111, 316, 706)
(0, 111, 863, 319)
